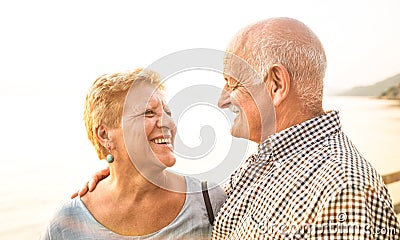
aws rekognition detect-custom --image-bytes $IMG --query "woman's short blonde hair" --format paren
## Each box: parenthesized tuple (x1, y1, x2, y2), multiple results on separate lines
(83, 68, 164, 159)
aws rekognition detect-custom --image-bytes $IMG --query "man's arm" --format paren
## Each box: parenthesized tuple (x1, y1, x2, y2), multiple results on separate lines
(70, 167, 110, 198)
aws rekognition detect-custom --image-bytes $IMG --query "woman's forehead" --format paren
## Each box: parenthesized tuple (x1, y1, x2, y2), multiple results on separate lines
(147, 91, 166, 106)
(129, 83, 163, 100)
(126, 86, 166, 110)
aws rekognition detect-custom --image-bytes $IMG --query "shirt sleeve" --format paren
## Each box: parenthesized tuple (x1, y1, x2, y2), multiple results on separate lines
(311, 184, 400, 239)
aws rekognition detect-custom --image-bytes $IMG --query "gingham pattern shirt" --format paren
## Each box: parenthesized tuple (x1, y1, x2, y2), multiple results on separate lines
(212, 111, 400, 239)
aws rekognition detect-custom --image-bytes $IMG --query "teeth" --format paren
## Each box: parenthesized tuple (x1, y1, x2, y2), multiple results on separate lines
(152, 138, 171, 144)
(229, 104, 240, 114)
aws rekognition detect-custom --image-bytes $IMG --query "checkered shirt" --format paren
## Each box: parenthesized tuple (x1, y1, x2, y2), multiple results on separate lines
(212, 111, 400, 239)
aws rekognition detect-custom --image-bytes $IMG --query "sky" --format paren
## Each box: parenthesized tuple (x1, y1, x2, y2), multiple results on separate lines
(1, 0, 400, 97)
(1, 0, 400, 174)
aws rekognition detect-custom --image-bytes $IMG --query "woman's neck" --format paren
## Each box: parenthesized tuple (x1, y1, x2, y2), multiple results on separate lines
(80, 158, 187, 236)
(100, 159, 185, 202)
(105, 163, 159, 200)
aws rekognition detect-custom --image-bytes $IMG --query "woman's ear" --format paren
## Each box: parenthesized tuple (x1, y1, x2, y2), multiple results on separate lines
(95, 125, 110, 148)
(265, 64, 290, 107)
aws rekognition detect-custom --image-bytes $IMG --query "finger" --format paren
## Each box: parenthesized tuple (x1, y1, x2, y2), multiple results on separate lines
(88, 175, 98, 192)
(88, 167, 110, 192)
(71, 192, 78, 199)
(98, 167, 110, 180)
(78, 183, 89, 197)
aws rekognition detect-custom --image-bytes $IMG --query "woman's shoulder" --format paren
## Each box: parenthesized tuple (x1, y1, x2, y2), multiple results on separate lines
(39, 198, 98, 239)
(51, 197, 86, 219)
(43, 198, 90, 230)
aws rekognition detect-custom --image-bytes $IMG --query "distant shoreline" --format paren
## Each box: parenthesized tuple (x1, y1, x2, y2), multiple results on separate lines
(333, 73, 400, 99)
(379, 83, 400, 100)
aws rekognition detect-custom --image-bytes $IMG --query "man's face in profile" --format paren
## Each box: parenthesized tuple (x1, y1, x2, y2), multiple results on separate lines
(218, 54, 276, 143)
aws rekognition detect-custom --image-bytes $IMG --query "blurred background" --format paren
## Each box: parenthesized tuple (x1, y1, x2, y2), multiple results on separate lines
(1, 0, 399, 238)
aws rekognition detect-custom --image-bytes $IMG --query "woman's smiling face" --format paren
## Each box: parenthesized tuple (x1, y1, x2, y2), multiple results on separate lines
(123, 83, 177, 169)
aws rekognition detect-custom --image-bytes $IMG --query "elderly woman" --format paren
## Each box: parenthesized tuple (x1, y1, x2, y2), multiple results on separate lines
(40, 69, 226, 239)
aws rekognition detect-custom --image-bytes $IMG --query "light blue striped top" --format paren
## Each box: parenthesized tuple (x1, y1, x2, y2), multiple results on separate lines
(39, 176, 226, 240)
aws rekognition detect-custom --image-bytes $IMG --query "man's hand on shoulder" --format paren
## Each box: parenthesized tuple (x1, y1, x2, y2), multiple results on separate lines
(70, 167, 110, 199)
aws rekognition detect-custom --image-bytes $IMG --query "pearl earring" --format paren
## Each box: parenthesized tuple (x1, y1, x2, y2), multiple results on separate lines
(106, 142, 114, 163)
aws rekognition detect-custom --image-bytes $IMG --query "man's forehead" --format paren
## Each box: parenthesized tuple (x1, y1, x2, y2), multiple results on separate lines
(223, 58, 240, 81)
(223, 65, 256, 85)
(224, 54, 255, 72)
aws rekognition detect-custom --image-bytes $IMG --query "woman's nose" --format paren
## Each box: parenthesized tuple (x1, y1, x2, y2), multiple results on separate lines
(157, 111, 175, 130)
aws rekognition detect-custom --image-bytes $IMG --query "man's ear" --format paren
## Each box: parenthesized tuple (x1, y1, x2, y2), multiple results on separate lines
(265, 64, 290, 107)
(95, 125, 110, 148)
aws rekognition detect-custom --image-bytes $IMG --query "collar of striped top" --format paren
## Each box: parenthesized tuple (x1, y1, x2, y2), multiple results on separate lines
(257, 110, 341, 162)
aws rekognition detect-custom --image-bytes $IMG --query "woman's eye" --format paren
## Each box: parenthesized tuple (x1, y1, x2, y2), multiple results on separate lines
(165, 110, 172, 117)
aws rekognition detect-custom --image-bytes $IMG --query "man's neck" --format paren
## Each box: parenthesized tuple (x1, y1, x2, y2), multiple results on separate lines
(276, 106, 325, 133)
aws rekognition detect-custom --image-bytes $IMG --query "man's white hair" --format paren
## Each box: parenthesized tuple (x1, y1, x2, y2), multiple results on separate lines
(227, 17, 327, 113)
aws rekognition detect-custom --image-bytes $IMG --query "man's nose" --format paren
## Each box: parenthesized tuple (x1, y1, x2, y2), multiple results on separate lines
(218, 88, 231, 109)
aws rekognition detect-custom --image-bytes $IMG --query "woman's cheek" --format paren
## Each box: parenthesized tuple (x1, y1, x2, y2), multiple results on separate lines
(144, 118, 156, 137)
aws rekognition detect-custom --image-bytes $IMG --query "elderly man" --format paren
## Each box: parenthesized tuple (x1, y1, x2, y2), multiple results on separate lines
(214, 17, 400, 239)
(75, 17, 399, 239)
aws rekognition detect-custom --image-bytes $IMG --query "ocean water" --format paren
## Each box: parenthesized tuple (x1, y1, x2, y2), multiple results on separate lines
(0, 95, 399, 239)
(323, 96, 400, 213)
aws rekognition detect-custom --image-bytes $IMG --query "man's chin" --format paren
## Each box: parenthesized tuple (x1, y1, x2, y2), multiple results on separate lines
(230, 125, 250, 140)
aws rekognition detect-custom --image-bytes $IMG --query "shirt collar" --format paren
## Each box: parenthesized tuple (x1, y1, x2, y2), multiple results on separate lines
(257, 110, 341, 161)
